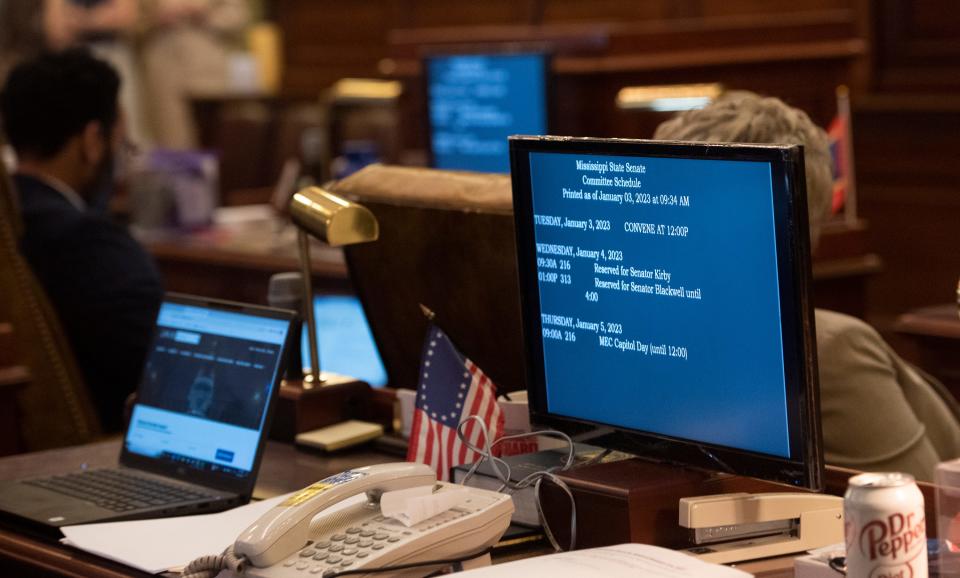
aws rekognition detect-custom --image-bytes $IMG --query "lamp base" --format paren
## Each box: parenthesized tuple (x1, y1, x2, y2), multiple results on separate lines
(269, 374, 371, 442)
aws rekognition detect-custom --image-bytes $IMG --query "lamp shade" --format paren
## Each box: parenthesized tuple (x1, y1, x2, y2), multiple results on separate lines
(289, 186, 379, 246)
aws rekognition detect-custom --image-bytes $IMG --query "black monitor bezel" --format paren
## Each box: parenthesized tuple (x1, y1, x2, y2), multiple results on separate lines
(119, 292, 297, 498)
(509, 135, 823, 490)
(422, 49, 554, 173)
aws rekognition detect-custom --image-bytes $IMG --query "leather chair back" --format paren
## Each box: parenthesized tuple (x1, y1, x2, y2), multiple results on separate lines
(332, 165, 526, 393)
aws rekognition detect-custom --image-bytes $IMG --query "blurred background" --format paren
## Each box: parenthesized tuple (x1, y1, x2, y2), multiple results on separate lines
(2, 0, 957, 361)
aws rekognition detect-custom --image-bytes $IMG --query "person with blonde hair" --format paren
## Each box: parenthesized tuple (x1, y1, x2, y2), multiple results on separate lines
(140, 0, 250, 149)
(655, 92, 960, 481)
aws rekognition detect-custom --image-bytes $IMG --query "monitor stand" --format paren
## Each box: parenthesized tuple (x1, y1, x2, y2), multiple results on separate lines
(539, 457, 807, 550)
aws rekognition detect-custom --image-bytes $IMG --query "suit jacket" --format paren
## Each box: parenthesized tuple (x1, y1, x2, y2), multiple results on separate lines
(817, 309, 960, 481)
(15, 174, 163, 432)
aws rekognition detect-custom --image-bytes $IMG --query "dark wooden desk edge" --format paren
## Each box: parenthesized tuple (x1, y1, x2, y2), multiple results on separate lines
(0, 440, 389, 577)
(146, 240, 349, 279)
(0, 441, 860, 577)
(0, 528, 144, 578)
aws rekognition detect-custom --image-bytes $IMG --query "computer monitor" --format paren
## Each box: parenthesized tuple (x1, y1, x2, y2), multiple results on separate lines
(426, 52, 549, 173)
(300, 294, 388, 387)
(509, 136, 823, 489)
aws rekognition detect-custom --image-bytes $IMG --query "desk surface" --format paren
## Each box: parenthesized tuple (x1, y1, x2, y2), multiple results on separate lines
(895, 304, 960, 340)
(141, 218, 352, 302)
(0, 441, 795, 577)
(141, 222, 347, 278)
(0, 440, 383, 577)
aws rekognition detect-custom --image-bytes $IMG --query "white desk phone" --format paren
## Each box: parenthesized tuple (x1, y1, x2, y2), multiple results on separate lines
(189, 462, 514, 578)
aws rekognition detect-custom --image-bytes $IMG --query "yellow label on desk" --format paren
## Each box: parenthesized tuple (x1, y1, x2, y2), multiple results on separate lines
(281, 470, 367, 507)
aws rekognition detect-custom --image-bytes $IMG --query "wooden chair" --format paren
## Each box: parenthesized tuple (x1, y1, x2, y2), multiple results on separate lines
(0, 322, 29, 455)
(0, 149, 101, 452)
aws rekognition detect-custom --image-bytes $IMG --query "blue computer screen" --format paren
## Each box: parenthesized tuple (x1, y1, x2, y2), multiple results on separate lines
(125, 302, 289, 476)
(427, 53, 548, 173)
(300, 295, 388, 387)
(528, 151, 791, 457)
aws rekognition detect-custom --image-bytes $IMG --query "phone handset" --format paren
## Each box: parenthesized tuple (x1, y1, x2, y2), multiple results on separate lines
(234, 462, 436, 567)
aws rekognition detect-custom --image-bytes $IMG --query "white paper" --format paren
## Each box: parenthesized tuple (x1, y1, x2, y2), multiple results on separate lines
(380, 485, 467, 527)
(213, 203, 275, 225)
(456, 544, 753, 578)
(59, 493, 364, 574)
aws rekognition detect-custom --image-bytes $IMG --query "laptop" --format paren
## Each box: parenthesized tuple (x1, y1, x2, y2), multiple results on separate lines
(0, 293, 296, 536)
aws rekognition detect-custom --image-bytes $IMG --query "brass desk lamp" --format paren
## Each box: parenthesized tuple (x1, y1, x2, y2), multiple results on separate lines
(289, 186, 379, 385)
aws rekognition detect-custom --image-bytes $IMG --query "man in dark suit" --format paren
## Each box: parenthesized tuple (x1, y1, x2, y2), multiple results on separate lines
(1, 49, 163, 432)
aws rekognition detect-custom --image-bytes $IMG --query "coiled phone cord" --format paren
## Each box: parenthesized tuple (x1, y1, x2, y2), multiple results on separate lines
(181, 544, 245, 578)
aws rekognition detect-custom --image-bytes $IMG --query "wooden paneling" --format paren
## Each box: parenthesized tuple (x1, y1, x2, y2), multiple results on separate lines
(874, 0, 960, 91)
(276, 0, 395, 96)
(271, 0, 960, 329)
(276, 0, 863, 97)
(387, 0, 537, 28)
(853, 97, 960, 327)
(388, 12, 862, 154)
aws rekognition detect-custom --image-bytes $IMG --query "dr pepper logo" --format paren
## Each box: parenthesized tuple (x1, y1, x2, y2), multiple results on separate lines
(859, 512, 925, 561)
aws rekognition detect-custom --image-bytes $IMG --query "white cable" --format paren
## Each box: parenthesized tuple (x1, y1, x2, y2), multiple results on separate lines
(454, 416, 579, 551)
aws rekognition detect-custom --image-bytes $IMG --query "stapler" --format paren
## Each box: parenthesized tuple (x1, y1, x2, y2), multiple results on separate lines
(678, 492, 844, 564)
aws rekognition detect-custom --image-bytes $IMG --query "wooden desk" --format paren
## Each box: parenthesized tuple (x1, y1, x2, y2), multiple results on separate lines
(0, 440, 385, 577)
(0, 439, 804, 577)
(894, 304, 960, 398)
(141, 221, 352, 304)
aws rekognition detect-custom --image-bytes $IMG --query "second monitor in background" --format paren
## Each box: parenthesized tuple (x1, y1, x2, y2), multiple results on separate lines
(426, 52, 550, 173)
(300, 295, 388, 387)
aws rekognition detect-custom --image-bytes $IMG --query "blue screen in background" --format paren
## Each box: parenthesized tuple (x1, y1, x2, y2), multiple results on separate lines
(428, 53, 548, 173)
(301, 295, 388, 387)
(529, 152, 790, 457)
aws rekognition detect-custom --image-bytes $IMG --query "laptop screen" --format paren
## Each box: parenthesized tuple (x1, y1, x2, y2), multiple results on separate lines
(124, 300, 291, 479)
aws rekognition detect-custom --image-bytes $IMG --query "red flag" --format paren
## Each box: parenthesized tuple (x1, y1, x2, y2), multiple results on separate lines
(828, 86, 857, 221)
(828, 114, 848, 215)
(406, 324, 504, 480)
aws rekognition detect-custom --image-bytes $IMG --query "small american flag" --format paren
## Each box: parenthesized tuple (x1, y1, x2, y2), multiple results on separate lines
(406, 324, 504, 480)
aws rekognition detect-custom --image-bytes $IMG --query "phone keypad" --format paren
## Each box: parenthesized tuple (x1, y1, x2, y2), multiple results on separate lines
(270, 489, 506, 576)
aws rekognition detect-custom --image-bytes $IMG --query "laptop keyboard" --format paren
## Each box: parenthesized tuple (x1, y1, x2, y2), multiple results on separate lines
(24, 468, 216, 512)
